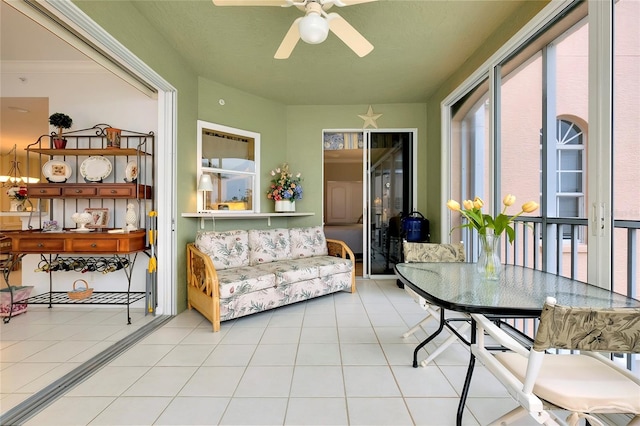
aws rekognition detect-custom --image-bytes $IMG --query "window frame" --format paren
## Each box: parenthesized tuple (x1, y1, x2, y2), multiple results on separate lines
(441, 0, 614, 287)
(196, 120, 261, 213)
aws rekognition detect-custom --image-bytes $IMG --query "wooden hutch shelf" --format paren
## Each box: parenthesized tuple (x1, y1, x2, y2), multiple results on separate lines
(1, 124, 155, 324)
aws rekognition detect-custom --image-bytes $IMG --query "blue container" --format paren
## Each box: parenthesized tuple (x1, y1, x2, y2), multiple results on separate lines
(402, 211, 430, 242)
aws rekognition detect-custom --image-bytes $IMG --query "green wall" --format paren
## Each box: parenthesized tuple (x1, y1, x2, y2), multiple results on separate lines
(75, 0, 547, 313)
(423, 1, 548, 242)
(75, 0, 199, 312)
(286, 104, 427, 228)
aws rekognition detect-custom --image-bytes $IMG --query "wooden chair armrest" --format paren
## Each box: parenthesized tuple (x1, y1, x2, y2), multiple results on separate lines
(186, 243, 219, 298)
(326, 238, 355, 260)
(326, 238, 356, 293)
(186, 243, 221, 331)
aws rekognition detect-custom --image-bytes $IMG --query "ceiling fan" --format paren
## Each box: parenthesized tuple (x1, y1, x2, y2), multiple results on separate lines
(212, 0, 377, 59)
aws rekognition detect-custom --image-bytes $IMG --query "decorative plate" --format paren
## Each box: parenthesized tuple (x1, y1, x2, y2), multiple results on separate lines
(69, 228, 94, 232)
(80, 156, 112, 182)
(124, 160, 138, 182)
(42, 160, 72, 183)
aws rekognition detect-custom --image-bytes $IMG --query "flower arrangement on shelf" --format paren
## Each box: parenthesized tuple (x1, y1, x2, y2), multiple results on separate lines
(6, 186, 28, 201)
(266, 163, 303, 202)
(446, 194, 539, 243)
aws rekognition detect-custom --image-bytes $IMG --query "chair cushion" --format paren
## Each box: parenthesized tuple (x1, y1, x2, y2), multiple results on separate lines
(195, 230, 249, 271)
(495, 352, 640, 414)
(290, 226, 328, 258)
(248, 228, 291, 265)
(403, 242, 465, 263)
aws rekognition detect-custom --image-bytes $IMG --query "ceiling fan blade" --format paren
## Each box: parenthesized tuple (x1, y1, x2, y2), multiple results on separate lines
(212, 0, 288, 6)
(327, 0, 377, 6)
(327, 13, 373, 57)
(274, 17, 302, 59)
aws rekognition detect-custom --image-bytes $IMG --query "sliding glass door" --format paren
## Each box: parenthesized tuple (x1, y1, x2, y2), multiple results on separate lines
(323, 129, 416, 278)
(366, 130, 415, 277)
(445, 0, 639, 296)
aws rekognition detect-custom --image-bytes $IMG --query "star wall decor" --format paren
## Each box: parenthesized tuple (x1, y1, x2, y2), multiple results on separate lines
(358, 105, 383, 129)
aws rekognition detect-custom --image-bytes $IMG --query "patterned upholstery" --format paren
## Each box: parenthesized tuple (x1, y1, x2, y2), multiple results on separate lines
(533, 301, 640, 353)
(248, 228, 291, 265)
(473, 299, 640, 425)
(195, 230, 249, 271)
(403, 242, 465, 263)
(187, 227, 356, 331)
(290, 226, 328, 258)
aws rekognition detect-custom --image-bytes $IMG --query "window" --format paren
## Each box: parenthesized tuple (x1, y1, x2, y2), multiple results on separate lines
(444, 0, 640, 373)
(197, 120, 260, 212)
(555, 119, 584, 222)
(447, 2, 590, 275)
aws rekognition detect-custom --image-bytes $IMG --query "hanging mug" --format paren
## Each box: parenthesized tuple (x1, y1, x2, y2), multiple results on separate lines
(106, 127, 121, 149)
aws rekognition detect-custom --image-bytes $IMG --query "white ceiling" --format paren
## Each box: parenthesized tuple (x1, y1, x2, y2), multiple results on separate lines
(1, 2, 90, 155)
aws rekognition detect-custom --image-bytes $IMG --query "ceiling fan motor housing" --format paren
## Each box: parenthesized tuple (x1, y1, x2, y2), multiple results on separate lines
(299, 2, 329, 44)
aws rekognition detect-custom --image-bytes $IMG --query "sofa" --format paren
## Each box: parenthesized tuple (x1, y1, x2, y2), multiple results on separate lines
(186, 226, 356, 331)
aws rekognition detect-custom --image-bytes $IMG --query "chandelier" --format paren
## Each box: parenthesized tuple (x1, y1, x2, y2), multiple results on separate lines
(0, 144, 40, 187)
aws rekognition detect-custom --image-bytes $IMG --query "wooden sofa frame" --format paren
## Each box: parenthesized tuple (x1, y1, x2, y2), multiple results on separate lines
(186, 238, 356, 331)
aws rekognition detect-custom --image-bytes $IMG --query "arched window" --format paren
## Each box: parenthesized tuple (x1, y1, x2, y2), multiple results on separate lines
(556, 119, 585, 238)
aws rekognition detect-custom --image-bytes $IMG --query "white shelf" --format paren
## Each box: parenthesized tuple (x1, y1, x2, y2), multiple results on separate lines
(181, 212, 314, 227)
(181, 212, 314, 218)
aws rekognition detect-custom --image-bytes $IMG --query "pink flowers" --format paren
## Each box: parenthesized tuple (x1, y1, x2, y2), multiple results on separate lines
(266, 163, 303, 202)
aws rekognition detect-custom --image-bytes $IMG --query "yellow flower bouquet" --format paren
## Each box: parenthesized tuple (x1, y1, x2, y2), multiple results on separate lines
(446, 194, 539, 244)
(447, 194, 538, 280)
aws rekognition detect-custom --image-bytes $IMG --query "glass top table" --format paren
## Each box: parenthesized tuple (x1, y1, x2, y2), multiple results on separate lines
(395, 262, 640, 317)
(395, 262, 640, 426)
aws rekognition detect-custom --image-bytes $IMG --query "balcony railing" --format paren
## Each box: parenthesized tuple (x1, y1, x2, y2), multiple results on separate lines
(467, 216, 640, 373)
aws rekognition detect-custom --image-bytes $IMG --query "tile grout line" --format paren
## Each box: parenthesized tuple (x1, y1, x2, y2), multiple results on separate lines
(0, 315, 174, 426)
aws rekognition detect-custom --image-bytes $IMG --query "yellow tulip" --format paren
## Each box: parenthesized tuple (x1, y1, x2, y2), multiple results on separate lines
(503, 194, 516, 207)
(473, 196, 484, 209)
(463, 200, 474, 210)
(446, 200, 461, 212)
(522, 201, 539, 213)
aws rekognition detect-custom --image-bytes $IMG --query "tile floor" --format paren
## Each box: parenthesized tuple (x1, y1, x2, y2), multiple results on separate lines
(0, 306, 156, 411)
(3, 278, 553, 425)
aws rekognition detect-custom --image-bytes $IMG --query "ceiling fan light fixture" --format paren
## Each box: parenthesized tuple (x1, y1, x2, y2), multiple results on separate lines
(298, 13, 329, 44)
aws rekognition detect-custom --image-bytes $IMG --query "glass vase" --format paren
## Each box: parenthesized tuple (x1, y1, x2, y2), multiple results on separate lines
(477, 232, 502, 280)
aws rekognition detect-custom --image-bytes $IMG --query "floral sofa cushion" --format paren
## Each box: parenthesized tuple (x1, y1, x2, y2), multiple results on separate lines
(248, 228, 291, 265)
(290, 226, 328, 258)
(282, 273, 353, 304)
(195, 230, 249, 270)
(252, 260, 319, 286)
(220, 286, 284, 321)
(216, 266, 277, 299)
(302, 256, 353, 277)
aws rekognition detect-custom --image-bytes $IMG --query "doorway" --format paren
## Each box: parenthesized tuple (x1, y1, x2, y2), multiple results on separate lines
(0, 1, 176, 417)
(322, 129, 416, 278)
